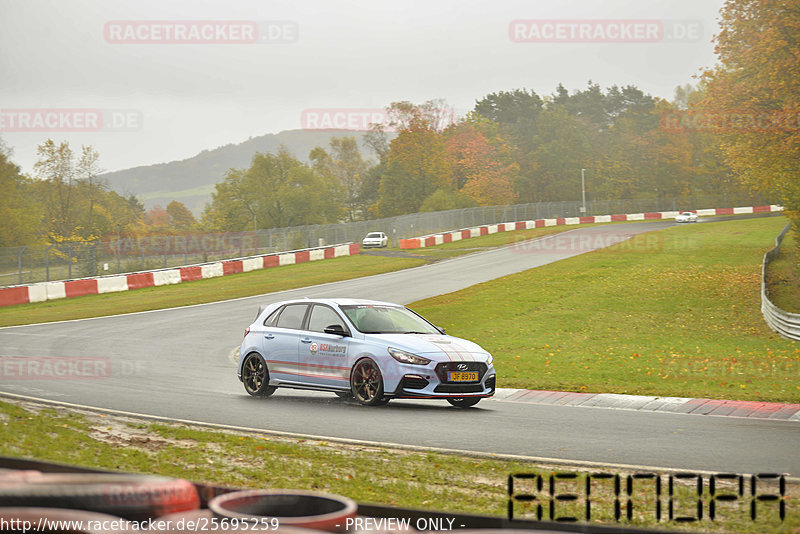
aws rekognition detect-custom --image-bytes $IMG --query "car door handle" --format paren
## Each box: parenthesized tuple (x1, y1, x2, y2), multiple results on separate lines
(300, 338, 312, 344)
(264, 334, 275, 340)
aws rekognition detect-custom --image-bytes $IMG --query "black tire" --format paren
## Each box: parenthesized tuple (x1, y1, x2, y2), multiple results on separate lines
(350, 358, 387, 406)
(242, 353, 276, 397)
(447, 397, 481, 408)
(334, 391, 353, 399)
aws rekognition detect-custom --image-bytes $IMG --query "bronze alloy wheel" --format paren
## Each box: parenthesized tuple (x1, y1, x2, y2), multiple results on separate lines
(242, 353, 276, 397)
(351, 358, 388, 406)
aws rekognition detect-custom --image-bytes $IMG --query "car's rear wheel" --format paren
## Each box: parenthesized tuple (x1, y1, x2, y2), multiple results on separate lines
(351, 358, 388, 406)
(242, 353, 276, 397)
(447, 397, 481, 408)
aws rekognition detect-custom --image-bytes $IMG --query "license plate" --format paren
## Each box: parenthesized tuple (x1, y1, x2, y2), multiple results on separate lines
(448, 371, 478, 382)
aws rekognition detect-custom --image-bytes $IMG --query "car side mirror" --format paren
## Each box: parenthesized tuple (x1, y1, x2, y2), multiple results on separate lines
(324, 324, 349, 337)
(435, 326, 446, 334)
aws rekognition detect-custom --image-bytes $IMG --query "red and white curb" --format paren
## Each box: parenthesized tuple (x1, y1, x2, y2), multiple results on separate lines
(400, 205, 783, 250)
(493, 388, 800, 421)
(0, 243, 360, 308)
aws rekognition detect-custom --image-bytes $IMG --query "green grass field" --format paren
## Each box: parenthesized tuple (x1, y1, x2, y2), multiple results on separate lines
(412, 217, 800, 403)
(766, 229, 800, 313)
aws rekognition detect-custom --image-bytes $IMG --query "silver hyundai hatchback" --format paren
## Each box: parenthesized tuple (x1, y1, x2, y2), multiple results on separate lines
(238, 298, 496, 407)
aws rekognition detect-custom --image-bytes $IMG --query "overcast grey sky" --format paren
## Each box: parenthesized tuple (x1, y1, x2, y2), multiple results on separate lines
(0, 0, 725, 175)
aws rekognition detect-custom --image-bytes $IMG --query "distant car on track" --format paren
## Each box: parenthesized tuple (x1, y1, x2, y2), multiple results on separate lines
(362, 232, 388, 248)
(675, 211, 698, 223)
(237, 298, 496, 407)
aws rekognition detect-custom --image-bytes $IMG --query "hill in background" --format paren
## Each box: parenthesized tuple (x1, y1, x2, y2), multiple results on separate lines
(99, 129, 381, 215)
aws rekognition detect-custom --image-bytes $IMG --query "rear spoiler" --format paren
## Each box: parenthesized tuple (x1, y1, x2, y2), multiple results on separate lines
(255, 305, 264, 320)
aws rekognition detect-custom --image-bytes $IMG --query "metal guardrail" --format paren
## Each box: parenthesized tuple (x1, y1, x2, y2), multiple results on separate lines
(761, 223, 800, 340)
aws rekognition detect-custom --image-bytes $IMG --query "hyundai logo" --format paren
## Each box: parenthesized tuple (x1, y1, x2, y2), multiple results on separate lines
(456, 363, 469, 371)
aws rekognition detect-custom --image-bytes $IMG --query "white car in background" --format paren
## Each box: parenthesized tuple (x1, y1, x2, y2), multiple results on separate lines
(362, 232, 389, 248)
(675, 211, 698, 223)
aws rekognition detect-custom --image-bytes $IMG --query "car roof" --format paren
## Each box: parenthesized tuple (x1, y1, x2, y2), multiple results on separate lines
(254, 297, 403, 323)
(263, 297, 401, 309)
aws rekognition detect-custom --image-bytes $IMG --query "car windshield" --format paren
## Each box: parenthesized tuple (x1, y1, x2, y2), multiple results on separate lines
(366, 233, 382, 238)
(340, 305, 440, 334)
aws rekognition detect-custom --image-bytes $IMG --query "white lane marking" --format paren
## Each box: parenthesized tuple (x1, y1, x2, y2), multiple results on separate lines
(3, 390, 787, 479)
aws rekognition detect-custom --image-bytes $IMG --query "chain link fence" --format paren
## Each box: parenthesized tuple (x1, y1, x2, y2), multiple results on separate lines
(0, 193, 771, 287)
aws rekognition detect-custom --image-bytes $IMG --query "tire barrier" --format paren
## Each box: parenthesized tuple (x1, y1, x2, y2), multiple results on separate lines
(0, 472, 199, 521)
(209, 490, 357, 533)
(761, 222, 800, 340)
(0, 458, 694, 533)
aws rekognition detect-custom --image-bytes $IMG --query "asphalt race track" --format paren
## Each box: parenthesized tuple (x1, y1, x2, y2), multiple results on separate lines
(1, 218, 797, 476)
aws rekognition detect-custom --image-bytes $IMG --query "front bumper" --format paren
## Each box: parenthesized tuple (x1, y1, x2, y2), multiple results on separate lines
(388, 361, 496, 399)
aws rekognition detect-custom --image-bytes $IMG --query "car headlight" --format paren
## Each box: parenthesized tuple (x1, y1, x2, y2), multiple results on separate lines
(486, 353, 493, 365)
(388, 347, 431, 365)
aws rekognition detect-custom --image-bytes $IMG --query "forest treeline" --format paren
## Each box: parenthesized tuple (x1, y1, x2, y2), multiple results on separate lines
(1, 0, 797, 247)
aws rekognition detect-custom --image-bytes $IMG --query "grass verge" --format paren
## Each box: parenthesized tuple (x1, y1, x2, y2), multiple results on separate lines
(413, 217, 800, 403)
(1, 399, 795, 533)
(0, 226, 572, 328)
(766, 229, 800, 313)
(0, 255, 423, 328)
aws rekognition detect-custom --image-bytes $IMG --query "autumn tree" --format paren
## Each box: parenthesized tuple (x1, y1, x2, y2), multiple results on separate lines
(0, 144, 42, 247)
(165, 201, 197, 231)
(310, 136, 367, 221)
(444, 121, 516, 206)
(524, 106, 593, 202)
(202, 148, 339, 231)
(701, 0, 800, 230)
(32, 140, 136, 243)
(386, 99, 455, 133)
(377, 120, 451, 217)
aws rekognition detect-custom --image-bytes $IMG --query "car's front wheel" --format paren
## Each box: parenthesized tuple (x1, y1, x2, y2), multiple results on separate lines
(351, 358, 388, 406)
(447, 397, 481, 408)
(242, 353, 277, 397)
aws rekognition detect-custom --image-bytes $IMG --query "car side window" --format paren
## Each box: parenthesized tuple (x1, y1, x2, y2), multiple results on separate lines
(274, 304, 309, 330)
(263, 308, 281, 327)
(307, 305, 345, 333)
